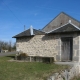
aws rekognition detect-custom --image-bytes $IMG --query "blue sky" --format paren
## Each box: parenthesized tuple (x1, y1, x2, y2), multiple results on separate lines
(0, 0, 80, 42)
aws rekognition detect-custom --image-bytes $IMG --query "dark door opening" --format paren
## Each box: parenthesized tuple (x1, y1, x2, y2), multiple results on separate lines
(61, 37, 73, 61)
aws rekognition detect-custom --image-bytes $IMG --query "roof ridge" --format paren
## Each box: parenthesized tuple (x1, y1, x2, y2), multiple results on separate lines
(42, 12, 80, 31)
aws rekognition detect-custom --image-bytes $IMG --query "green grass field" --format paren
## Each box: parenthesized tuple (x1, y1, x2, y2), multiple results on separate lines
(0, 55, 74, 80)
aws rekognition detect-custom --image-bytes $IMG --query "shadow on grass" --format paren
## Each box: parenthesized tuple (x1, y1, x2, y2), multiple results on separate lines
(6, 55, 15, 59)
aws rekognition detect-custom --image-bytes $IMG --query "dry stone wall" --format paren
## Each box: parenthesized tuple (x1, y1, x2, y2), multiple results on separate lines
(47, 64, 80, 80)
(16, 35, 59, 60)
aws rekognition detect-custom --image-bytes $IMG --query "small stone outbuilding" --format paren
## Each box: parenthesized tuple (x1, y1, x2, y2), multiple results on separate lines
(13, 12, 80, 62)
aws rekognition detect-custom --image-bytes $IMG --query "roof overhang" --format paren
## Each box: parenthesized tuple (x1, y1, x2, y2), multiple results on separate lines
(12, 35, 35, 38)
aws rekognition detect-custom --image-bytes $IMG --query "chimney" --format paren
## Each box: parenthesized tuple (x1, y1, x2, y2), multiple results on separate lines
(69, 20, 71, 23)
(30, 25, 33, 35)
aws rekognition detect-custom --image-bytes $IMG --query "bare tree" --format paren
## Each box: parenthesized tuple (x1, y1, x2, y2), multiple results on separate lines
(13, 42, 16, 50)
(0, 40, 16, 52)
(8, 41, 12, 52)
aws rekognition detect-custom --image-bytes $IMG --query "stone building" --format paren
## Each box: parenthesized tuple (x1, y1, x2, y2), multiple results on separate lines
(13, 12, 80, 62)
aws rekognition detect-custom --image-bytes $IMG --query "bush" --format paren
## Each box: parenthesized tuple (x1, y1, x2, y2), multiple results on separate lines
(17, 53, 28, 60)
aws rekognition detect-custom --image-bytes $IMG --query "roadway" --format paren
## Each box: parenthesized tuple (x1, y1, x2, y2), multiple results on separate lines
(0, 51, 18, 57)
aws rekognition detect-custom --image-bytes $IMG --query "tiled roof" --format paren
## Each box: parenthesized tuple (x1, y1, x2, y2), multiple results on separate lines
(47, 23, 80, 34)
(13, 29, 45, 38)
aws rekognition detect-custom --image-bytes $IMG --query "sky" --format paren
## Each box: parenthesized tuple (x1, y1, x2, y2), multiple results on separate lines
(0, 0, 80, 43)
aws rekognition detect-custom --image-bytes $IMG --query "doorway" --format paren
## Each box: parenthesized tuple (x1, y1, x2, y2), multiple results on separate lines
(61, 37, 73, 61)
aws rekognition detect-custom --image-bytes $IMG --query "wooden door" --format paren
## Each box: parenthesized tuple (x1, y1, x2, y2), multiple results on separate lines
(61, 37, 73, 61)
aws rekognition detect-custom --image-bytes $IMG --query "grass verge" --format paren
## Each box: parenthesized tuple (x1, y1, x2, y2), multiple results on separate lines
(0, 55, 69, 80)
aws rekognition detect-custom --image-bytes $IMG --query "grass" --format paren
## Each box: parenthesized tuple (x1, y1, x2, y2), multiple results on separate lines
(0, 55, 69, 80)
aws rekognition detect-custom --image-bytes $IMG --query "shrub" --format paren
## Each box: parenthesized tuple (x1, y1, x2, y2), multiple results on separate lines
(17, 53, 28, 60)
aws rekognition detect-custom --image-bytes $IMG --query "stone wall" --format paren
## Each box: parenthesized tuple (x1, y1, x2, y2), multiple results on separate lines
(47, 64, 80, 80)
(56, 33, 80, 62)
(73, 35, 79, 61)
(16, 33, 80, 62)
(16, 35, 59, 61)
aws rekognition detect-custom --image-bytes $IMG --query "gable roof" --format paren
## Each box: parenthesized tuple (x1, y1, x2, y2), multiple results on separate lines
(13, 29, 45, 38)
(47, 22, 80, 34)
(13, 12, 80, 38)
(42, 12, 80, 32)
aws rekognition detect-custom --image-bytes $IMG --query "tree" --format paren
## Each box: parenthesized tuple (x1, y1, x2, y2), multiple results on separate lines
(0, 40, 16, 52)
(12, 42, 16, 51)
(8, 41, 12, 52)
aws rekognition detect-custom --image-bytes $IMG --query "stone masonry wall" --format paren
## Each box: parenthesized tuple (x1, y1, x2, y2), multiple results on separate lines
(48, 64, 80, 80)
(56, 33, 80, 62)
(16, 33, 80, 62)
(73, 35, 79, 61)
(16, 35, 59, 61)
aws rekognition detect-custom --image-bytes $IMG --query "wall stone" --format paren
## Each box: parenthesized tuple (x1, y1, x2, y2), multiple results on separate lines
(16, 33, 80, 62)
(73, 36, 79, 61)
(73, 57, 79, 61)
(16, 35, 59, 61)
(47, 65, 80, 80)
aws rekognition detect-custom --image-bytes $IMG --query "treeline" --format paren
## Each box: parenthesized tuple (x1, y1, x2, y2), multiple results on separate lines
(0, 40, 16, 52)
